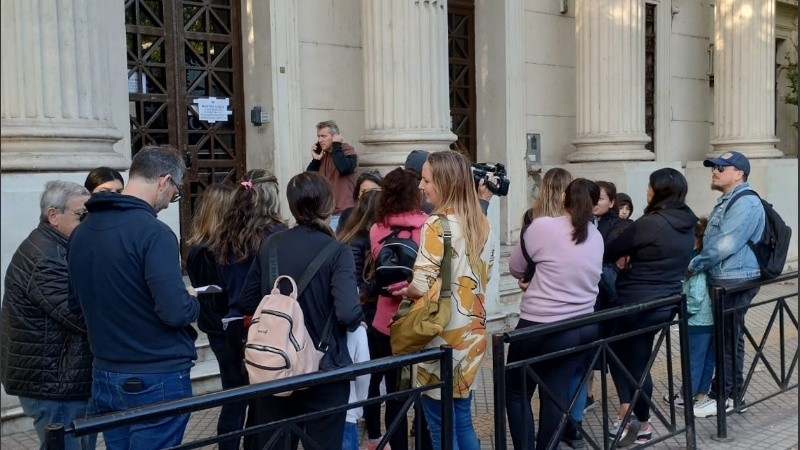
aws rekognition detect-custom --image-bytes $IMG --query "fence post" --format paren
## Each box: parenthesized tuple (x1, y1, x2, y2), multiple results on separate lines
(492, 334, 507, 450)
(44, 423, 65, 450)
(710, 286, 734, 442)
(678, 294, 697, 449)
(440, 346, 454, 450)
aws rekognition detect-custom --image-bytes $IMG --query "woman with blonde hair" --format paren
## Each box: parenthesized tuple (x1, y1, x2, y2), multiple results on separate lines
(523, 167, 573, 227)
(392, 150, 492, 450)
(185, 183, 244, 450)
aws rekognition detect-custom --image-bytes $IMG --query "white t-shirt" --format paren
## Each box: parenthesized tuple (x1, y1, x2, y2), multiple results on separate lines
(346, 325, 370, 423)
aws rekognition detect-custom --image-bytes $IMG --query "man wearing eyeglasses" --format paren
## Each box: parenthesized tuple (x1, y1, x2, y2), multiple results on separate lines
(68, 146, 199, 449)
(686, 151, 765, 418)
(1, 181, 94, 450)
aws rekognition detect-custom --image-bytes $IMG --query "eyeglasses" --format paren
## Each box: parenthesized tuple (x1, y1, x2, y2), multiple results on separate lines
(167, 176, 183, 203)
(160, 174, 183, 203)
(63, 209, 87, 221)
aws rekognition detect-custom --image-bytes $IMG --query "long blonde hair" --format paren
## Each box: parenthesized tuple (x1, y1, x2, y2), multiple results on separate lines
(186, 183, 236, 246)
(524, 167, 573, 226)
(426, 151, 489, 266)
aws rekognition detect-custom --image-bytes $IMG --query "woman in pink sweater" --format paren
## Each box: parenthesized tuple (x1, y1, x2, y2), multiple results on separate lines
(506, 178, 604, 450)
(363, 168, 427, 450)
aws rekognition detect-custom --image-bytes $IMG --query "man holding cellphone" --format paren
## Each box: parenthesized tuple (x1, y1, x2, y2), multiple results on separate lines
(306, 120, 358, 231)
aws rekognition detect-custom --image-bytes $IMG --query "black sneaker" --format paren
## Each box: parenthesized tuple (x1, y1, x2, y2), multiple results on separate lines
(561, 423, 586, 449)
(662, 393, 685, 408)
(583, 396, 595, 413)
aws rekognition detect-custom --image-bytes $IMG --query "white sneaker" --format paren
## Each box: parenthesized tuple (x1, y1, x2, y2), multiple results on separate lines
(693, 397, 719, 418)
(726, 397, 749, 413)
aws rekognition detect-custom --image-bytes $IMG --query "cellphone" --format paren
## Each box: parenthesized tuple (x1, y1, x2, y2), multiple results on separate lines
(122, 378, 145, 393)
(386, 280, 409, 293)
(314, 143, 322, 154)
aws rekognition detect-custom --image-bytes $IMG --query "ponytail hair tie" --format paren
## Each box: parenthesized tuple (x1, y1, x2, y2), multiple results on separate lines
(241, 180, 253, 190)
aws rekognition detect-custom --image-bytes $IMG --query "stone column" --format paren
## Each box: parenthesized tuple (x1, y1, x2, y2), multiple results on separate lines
(710, 0, 782, 158)
(1, 0, 126, 171)
(359, 0, 456, 170)
(568, 0, 653, 162)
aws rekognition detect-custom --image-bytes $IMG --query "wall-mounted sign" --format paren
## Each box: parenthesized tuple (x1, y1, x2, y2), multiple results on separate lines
(193, 97, 232, 123)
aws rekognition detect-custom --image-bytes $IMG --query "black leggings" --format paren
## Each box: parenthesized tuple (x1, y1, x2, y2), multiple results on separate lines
(609, 308, 675, 422)
(505, 319, 598, 450)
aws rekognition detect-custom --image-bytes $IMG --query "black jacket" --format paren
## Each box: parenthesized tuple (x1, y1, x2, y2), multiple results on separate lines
(597, 211, 632, 264)
(1, 223, 92, 399)
(347, 231, 379, 300)
(239, 225, 364, 369)
(606, 203, 697, 305)
(186, 244, 229, 336)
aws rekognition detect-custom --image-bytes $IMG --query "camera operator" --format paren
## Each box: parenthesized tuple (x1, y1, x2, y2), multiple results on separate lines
(405, 150, 499, 215)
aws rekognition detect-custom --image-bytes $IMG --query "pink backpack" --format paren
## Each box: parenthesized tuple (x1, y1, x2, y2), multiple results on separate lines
(243, 234, 339, 396)
(244, 276, 325, 395)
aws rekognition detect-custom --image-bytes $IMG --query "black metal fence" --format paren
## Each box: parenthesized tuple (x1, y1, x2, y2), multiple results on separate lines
(492, 293, 695, 450)
(708, 271, 798, 442)
(44, 347, 454, 450)
(43, 272, 797, 450)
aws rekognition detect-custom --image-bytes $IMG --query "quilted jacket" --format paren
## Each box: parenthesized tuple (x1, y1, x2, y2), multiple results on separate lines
(0, 223, 92, 399)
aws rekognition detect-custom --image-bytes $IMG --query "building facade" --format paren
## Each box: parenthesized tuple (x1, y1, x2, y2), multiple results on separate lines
(1, 0, 797, 430)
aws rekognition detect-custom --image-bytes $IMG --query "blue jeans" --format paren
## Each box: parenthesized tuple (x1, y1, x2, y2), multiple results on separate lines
(90, 368, 192, 450)
(18, 396, 96, 450)
(688, 329, 715, 396)
(421, 393, 479, 450)
(342, 421, 359, 450)
(566, 371, 589, 422)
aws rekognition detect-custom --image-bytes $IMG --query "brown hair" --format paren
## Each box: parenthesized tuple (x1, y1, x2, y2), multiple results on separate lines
(338, 189, 382, 244)
(375, 168, 422, 224)
(426, 151, 489, 266)
(564, 178, 600, 244)
(186, 183, 235, 247)
(287, 171, 336, 237)
(211, 169, 285, 264)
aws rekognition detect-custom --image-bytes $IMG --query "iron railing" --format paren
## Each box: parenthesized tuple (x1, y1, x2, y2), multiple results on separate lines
(493, 293, 695, 450)
(709, 271, 798, 442)
(45, 347, 454, 450)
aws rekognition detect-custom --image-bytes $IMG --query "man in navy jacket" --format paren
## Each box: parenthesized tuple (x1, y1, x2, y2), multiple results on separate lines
(69, 146, 199, 449)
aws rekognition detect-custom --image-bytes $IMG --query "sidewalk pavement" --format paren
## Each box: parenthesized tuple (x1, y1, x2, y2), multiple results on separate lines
(3, 281, 797, 449)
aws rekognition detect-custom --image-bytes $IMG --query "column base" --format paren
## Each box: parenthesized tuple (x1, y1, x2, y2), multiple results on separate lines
(1, 120, 126, 171)
(709, 139, 783, 159)
(568, 134, 653, 162)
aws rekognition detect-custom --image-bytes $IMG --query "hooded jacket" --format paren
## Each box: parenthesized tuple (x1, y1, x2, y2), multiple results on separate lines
(68, 193, 199, 373)
(605, 203, 698, 305)
(368, 211, 429, 335)
(1, 223, 93, 399)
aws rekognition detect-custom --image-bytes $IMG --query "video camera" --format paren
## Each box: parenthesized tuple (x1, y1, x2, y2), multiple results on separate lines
(471, 162, 510, 196)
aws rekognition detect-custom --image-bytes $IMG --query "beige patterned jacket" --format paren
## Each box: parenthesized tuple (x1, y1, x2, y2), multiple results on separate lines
(409, 213, 493, 399)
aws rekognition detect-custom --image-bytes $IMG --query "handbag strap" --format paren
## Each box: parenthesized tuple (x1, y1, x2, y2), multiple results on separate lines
(434, 214, 453, 298)
(519, 223, 536, 281)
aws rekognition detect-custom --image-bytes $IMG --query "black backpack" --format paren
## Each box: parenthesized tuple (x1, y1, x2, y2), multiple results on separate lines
(374, 226, 419, 295)
(725, 190, 792, 280)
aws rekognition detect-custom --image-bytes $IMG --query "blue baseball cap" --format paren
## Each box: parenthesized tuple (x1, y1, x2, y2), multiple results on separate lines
(703, 151, 750, 176)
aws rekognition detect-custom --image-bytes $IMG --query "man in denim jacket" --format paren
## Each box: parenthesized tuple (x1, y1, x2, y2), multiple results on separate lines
(687, 151, 765, 416)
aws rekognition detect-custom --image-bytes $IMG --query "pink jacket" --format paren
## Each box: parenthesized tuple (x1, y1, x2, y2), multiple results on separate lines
(368, 211, 429, 335)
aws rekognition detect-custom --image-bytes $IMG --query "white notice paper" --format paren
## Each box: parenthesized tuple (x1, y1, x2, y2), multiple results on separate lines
(195, 285, 223, 294)
(193, 97, 232, 123)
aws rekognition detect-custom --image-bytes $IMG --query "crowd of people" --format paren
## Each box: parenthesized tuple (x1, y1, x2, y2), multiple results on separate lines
(0, 114, 768, 450)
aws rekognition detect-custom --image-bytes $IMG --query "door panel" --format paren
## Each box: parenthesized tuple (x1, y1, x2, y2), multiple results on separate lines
(125, 0, 245, 241)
